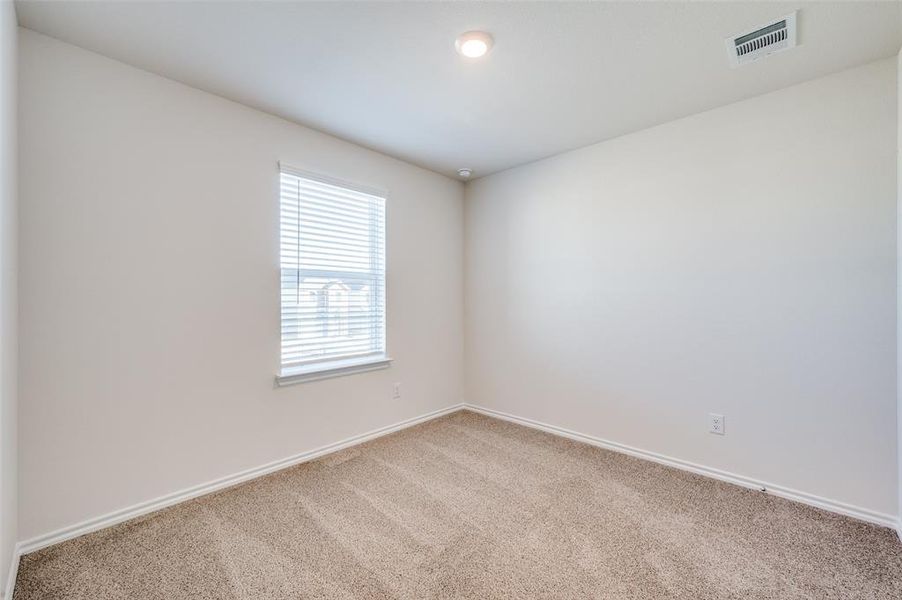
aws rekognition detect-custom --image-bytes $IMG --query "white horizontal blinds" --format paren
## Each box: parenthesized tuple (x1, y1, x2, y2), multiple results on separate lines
(280, 168, 386, 369)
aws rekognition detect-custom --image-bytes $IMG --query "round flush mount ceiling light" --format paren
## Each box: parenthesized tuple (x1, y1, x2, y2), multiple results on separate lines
(455, 31, 493, 59)
(457, 168, 473, 179)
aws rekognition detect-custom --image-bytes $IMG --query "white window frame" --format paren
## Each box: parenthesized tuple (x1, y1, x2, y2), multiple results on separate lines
(276, 163, 391, 386)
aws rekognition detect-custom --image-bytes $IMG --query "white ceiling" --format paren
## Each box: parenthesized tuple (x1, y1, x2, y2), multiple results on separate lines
(15, 1, 902, 179)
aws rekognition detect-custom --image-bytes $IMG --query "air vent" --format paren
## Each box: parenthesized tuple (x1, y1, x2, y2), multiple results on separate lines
(726, 12, 797, 67)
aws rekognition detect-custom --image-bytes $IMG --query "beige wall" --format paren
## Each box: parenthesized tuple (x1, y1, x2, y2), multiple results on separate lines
(17, 30, 464, 541)
(0, 0, 17, 591)
(465, 58, 899, 519)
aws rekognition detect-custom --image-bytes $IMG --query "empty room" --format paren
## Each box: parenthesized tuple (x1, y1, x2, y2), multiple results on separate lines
(1, 0, 902, 598)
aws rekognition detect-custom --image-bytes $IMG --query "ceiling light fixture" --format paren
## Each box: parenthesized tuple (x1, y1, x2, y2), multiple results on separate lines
(455, 31, 493, 59)
(458, 168, 473, 179)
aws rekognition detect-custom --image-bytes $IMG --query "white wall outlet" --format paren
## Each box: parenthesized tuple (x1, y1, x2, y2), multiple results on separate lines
(392, 383, 401, 399)
(709, 413, 725, 435)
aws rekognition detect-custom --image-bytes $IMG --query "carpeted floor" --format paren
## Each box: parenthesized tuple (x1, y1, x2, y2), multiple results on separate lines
(13, 410, 902, 599)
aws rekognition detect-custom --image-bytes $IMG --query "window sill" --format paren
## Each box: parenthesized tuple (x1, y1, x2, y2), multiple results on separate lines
(275, 355, 393, 387)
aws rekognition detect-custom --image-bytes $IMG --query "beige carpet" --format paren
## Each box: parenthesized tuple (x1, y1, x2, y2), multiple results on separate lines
(14, 410, 902, 599)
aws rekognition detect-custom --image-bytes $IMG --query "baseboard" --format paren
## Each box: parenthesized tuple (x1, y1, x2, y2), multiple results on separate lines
(463, 403, 899, 530)
(2, 543, 19, 599)
(16, 403, 465, 556)
(12, 400, 900, 566)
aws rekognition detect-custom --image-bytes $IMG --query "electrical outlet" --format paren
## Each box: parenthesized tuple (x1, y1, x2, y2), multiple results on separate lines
(709, 413, 725, 435)
(392, 383, 401, 399)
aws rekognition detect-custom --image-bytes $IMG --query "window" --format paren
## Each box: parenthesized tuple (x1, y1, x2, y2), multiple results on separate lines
(278, 165, 388, 384)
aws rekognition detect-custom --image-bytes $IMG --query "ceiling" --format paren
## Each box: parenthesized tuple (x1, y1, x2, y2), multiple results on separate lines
(15, 1, 902, 180)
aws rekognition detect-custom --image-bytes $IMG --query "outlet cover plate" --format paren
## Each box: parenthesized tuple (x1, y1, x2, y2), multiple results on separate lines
(709, 413, 725, 435)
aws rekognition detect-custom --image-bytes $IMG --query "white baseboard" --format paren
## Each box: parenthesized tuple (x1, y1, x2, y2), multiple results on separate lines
(463, 404, 900, 531)
(9, 398, 900, 588)
(16, 403, 465, 557)
(2, 544, 20, 600)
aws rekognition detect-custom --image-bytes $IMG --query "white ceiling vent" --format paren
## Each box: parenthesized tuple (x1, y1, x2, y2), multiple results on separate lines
(726, 12, 797, 67)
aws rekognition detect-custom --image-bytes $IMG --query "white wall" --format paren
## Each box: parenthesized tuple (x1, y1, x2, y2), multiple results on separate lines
(17, 29, 464, 541)
(0, 0, 17, 591)
(465, 58, 899, 518)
